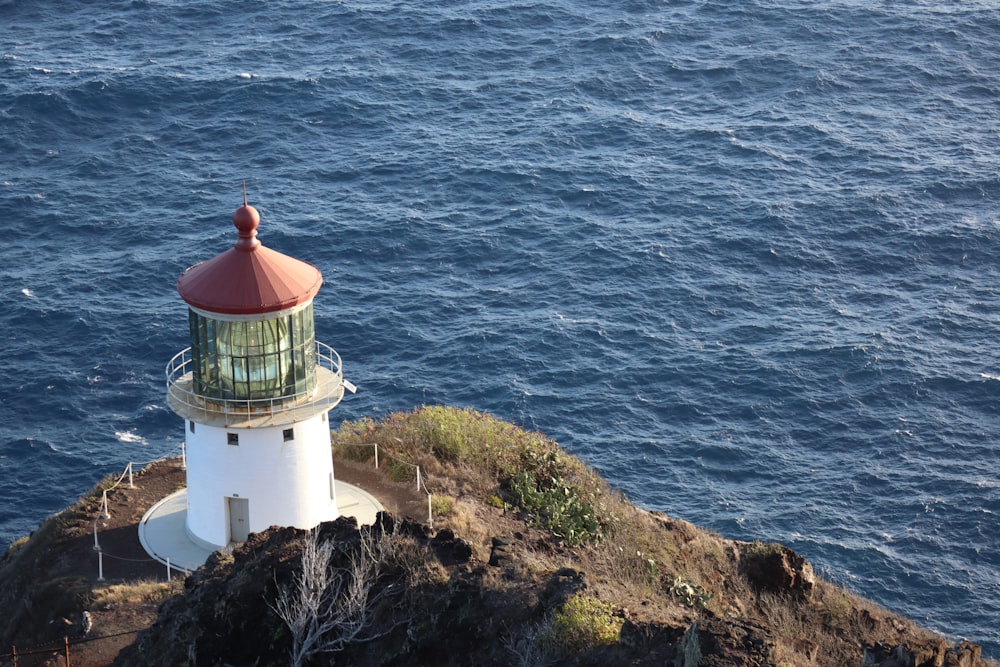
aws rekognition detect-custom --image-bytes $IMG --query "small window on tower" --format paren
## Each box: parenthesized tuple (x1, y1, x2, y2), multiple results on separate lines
(283, 428, 294, 442)
(189, 421, 196, 434)
(227, 432, 239, 446)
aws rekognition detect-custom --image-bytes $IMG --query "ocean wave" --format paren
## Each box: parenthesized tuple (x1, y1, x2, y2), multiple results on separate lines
(114, 430, 148, 445)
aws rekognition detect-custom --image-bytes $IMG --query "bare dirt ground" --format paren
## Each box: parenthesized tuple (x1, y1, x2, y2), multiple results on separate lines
(20, 452, 426, 667)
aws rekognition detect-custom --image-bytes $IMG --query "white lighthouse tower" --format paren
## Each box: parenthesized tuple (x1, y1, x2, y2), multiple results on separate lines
(165, 195, 348, 551)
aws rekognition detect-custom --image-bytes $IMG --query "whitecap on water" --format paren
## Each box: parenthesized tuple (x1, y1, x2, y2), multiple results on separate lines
(115, 431, 148, 445)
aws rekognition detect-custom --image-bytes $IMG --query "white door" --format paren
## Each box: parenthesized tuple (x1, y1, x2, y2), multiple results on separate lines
(228, 497, 250, 543)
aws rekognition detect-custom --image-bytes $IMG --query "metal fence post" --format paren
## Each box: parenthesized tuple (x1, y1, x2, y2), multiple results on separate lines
(99, 490, 110, 520)
(128, 462, 134, 489)
(374, 443, 379, 469)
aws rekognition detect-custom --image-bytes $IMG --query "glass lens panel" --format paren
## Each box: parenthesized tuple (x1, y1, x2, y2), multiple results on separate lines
(187, 305, 317, 401)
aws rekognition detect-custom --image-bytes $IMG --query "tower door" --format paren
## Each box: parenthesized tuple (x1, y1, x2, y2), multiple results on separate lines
(228, 497, 250, 543)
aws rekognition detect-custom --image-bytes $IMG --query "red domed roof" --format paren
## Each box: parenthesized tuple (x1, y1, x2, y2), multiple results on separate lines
(177, 202, 323, 315)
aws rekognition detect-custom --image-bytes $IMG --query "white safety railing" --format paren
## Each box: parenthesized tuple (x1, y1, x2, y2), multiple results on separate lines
(92, 443, 190, 582)
(334, 441, 434, 526)
(92, 438, 433, 583)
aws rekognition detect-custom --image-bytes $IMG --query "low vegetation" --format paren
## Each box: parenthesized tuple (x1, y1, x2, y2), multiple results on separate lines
(0, 407, 991, 666)
(331, 406, 994, 666)
(92, 580, 182, 609)
(546, 592, 624, 652)
(334, 406, 620, 546)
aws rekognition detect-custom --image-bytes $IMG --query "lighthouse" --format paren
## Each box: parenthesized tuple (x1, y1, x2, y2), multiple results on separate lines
(164, 194, 349, 551)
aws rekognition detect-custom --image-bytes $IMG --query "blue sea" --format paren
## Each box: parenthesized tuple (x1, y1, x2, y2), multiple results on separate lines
(1, 0, 998, 656)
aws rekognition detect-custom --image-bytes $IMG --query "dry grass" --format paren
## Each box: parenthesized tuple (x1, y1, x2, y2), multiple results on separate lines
(818, 582, 856, 622)
(93, 579, 183, 609)
(3, 535, 29, 558)
(439, 499, 493, 561)
(587, 543, 662, 595)
(389, 534, 450, 588)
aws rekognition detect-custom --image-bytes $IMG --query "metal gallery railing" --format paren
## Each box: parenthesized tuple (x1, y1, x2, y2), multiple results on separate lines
(165, 341, 345, 425)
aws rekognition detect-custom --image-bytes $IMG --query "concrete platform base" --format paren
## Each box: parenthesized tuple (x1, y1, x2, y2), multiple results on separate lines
(138, 481, 385, 573)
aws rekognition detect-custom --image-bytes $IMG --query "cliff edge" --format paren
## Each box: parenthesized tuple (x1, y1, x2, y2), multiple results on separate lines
(0, 406, 993, 667)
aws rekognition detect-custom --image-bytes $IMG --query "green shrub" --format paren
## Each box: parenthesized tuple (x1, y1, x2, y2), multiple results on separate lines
(430, 495, 454, 516)
(340, 443, 377, 464)
(507, 470, 601, 545)
(546, 593, 623, 652)
(668, 577, 712, 609)
(388, 459, 416, 483)
(332, 406, 612, 545)
(747, 540, 783, 557)
(418, 405, 470, 460)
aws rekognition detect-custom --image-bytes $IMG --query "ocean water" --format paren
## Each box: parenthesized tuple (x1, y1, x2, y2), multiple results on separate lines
(1, 0, 998, 655)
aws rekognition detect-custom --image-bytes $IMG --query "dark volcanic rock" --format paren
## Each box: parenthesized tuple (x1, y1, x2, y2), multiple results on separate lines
(540, 567, 587, 611)
(432, 528, 473, 564)
(114, 521, 346, 667)
(862, 640, 984, 667)
(488, 536, 515, 567)
(697, 617, 776, 667)
(741, 543, 815, 599)
(619, 619, 683, 664)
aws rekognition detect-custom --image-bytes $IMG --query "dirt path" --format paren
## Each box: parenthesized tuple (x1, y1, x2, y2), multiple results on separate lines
(24, 452, 427, 667)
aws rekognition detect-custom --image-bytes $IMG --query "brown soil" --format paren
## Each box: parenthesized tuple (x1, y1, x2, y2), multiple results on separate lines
(9, 452, 426, 667)
(332, 455, 430, 521)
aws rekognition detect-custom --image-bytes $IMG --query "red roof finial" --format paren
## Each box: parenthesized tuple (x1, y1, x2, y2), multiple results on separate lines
(233, 183, 260, 251)
(178, 190, 324, 314)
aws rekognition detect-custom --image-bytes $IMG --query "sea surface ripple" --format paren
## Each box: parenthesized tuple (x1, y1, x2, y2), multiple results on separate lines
(1, 0, 998, 655)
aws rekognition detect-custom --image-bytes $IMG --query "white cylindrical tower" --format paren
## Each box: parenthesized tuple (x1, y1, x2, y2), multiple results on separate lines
(165, 197, 345, 550)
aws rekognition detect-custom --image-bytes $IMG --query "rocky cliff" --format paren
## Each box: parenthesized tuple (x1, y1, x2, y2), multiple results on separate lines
(1, 406, 994, 666)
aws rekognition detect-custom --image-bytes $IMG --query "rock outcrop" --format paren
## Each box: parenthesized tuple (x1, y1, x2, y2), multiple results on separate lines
(740, 542, 816, 599)
(863, 640, 984, 667)
(110, 513, 992, 667)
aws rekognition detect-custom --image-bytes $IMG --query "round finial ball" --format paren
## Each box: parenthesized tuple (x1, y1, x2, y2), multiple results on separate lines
(233, 204, 260, 233)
